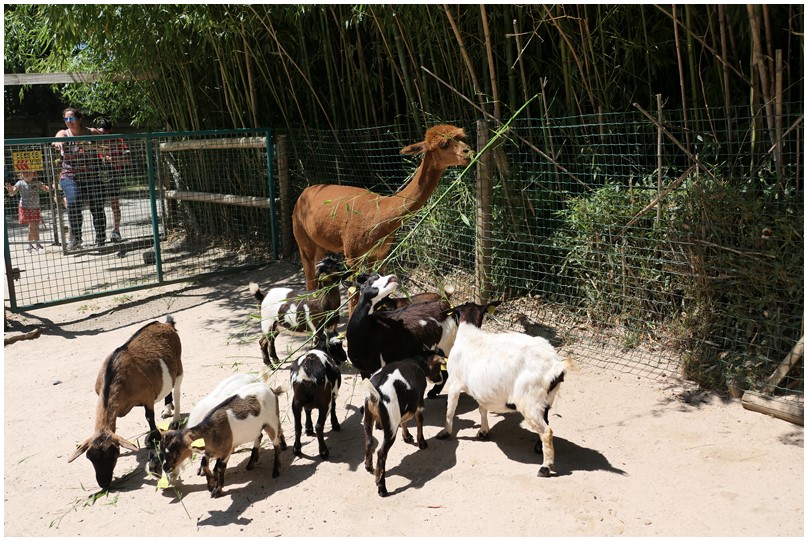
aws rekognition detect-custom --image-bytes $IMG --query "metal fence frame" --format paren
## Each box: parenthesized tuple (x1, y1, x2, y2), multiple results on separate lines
(4, 128, 278, 311)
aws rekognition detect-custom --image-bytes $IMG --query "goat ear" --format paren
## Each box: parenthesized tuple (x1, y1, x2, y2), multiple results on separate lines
(67, 438, 92, 463)
(400, 142, 426, 156)
(110, 433, 139, 452)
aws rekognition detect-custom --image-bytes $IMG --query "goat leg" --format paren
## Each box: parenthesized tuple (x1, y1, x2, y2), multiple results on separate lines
(304, 408, 315, 436)
(374, 428, 395, 497)
(401, 422, 413, 444)
(415, 406, 427, 449)
(436, 387, 460, 440)
(210, 458, 227, 498)
(477, 406, 490, 439)
(316, 405, 329, 458)
(329, 395, 341, 432)
(362, 408, 375, 473)
(246, 434, 262, 470)
(144, 406, 160, 448)
(292, 402, 304, 456)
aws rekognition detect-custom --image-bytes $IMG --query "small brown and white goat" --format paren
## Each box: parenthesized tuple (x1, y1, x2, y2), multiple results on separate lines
(159, 382, 286, 498)
(68, 315, 183, 488)
(436, 301, 570, 477)
(362, 352, 446, 497)
(250, 255, 350, 365)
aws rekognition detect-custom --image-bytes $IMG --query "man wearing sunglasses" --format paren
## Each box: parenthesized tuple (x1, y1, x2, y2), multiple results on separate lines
(53, 108, 106, 249)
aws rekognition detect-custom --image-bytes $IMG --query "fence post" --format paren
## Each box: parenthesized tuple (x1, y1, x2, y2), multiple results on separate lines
(475, 119, 493, 304)
(276, 135, 293, 258)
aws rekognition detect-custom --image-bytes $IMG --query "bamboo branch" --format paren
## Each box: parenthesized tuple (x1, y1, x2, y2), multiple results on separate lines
(443, 4, 488, 116)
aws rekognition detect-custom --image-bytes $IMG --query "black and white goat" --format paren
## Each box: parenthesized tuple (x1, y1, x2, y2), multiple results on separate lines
(435, 301, 569, 478)
(68, 316, 183, 488)
(289, 338, 346, 459)
(346, 273, 457, 381)
(250, 255, 350, 365)
(159, 382, 286, 498)
(361, 352, 446, 496)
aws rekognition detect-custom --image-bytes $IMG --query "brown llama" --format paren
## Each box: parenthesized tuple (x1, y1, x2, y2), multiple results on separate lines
(292, 124, 473, 291)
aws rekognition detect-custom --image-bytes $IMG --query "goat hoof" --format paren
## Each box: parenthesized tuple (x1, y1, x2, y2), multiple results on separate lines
(211, 488, 224, 498)
(319, 448, 329, 459)
(418, 440, 428, 450)
(364, 461, 374, 473)
(332, 422, 341, 432)
(402, 433, 414, 444)
(378, 486, 388, 497)
(293, 444, 302, 456)
(476, 430, 489, 440)
(426, 389, 441, 399)
(538, 466, 551, 478)
(305, 429, 315, 437)
(435, 430, 450, 440)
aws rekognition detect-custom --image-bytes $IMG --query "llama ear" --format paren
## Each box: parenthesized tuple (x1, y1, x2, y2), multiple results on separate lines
(400, 142, 426, 156)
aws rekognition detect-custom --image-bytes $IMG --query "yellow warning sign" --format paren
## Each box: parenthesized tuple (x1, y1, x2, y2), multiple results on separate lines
(11, 150, 45, 172)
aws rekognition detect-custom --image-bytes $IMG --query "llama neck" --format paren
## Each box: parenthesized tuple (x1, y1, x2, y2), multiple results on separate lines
(393, 153, 446, 213)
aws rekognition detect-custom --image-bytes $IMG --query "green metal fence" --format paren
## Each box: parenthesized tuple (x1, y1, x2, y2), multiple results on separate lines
(4, 128, 277, 310)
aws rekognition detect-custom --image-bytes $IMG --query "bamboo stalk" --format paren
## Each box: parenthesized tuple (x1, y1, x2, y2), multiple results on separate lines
(480, 4, 501, 120)
(672, 5, 691, 167)
(443, 4, 488, 116)
(747, 5, 777, 151)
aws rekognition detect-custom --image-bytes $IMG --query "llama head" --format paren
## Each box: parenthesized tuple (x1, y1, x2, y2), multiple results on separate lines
(400, 124, 472, 167)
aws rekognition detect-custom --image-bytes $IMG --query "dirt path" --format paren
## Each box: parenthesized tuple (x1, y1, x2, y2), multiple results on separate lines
(3, 262, 803, 536)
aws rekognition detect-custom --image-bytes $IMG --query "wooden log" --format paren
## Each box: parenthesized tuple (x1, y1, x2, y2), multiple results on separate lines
(762, 335, 804, 395)
(164, 190, 276, 209)
(4, 329, 42, 346)
(742, 391, 804, 426)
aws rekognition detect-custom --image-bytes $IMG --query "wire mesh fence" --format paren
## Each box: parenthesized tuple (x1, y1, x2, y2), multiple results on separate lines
(4, 129, 275, 309)
(283, 105, 804, 405)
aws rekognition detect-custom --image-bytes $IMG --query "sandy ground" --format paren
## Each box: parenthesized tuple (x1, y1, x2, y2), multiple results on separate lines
(3, 260, 804, 537)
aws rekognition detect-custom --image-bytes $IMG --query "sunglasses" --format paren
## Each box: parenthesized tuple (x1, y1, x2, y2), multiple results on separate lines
(63, 117, 78, 122)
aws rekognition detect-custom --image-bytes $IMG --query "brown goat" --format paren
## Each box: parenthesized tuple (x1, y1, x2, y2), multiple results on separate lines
(292, 124, 472, 291)
(68, 316, 183, 488)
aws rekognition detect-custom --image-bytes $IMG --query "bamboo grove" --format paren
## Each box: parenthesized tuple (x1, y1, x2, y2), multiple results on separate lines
(4, 5, 804, 132)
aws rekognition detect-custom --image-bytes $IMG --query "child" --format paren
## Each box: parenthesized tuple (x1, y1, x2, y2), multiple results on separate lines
(5, 170, 50, 253)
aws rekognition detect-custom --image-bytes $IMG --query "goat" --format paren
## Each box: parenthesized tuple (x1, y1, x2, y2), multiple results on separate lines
(289, 340, 345, 459)
(68, 315, 183, 488)
(361, 352, 446, 497)
(346, 273, 457, 381)
(250, 255, 349, 365)
(159, 382, 286, 498)
(435, 301, 569, 478)
(292, 124, 472, 291)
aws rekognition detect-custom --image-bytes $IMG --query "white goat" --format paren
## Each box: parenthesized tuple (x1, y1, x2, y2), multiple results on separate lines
(435, 301, 569, 477)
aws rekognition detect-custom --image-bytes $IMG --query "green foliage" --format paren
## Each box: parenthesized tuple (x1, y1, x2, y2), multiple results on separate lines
(5, 5, 803, 131)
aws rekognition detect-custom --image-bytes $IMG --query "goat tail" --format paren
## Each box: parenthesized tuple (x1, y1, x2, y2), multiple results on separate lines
(249, 282, 265, 303)
(165, 314, 176, 328)
(359, 378, 380, 405)
(443, 283, 456, 299)
(270, 383, 287, 397)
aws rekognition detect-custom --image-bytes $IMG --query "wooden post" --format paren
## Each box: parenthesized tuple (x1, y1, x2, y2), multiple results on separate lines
(276, 135, 293, 258)
(475, 120, 493, 304)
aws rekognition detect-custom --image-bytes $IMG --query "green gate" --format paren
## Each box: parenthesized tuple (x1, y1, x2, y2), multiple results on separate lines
(4, 128, 279, 311)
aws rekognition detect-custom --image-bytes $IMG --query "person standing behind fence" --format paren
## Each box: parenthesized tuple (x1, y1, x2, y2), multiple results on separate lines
(5, 169, 50, 254)
(53, 107, 106, 249)
(96, 118, 128, 243)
